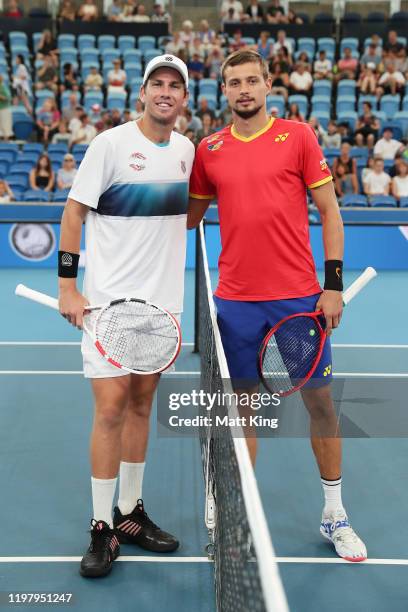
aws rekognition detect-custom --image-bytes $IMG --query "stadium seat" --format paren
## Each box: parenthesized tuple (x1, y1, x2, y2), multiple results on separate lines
(372, 110, 387, 131)
(31, 32, 42, 52)
(0, 161, 9, 176)
(358, 95, 377, 114)
(197, 94, 217, 111)
(80, 49, 99, 65)
(78, 34, 96, 51)
(380, 95, 401, 120)
(314, 13, 334, 24)
(400, 197, 408, 208)
(23, 143, 44, 154)
(143, 49, 162, 63)
(336, 96, 356, 114)
(297, 37, 316, 56)
(199, 79, 218, 98)
(102, 49, 121, 64)
(84, 91, 104, 112)
(370, 195, 397, 207)
(81, 62, 98, 80)
(242, 37, 256, 46)
(342, 12, 362, 23)
(382, 122, 403, 142)
(11, 48, 30, 64)
(0, 151, 17, 165)
(312, 111, 330, 130)
(58, 34, 75, 49)
(48, 152, 65, 165)
(402, 96, 408, 111)
(98, 35, 115, 52)
(123, 49, 142, 64)
(125, 63, 143, 80)
(53, 189, 70, 202)
(137, 36, 156, 54)
(350, 147, 369, 160)
(267, 95, 285, 116)
(311, 95, 330, 113)
(340, 38, 359, 54)
(24, 189, 50, 202)
(35, 89, 56, 103)
(341, 194, 368, 207)
(18, 152, 40, 164)
(9, 31, 28, 47)
(338, 80, 356, 97)
(60, 49, 78, 66)
(130, 77, 143, 92)
(288, 95, 308, 117)
(317, 38, 335, 54)
(61, 90, 81, 108)
(107, 92, 127, 111)
(118, 35, 136, 53)
(72, 144, 88, 155)
(13, 119, 35, 140)
(219, 94, 229, 112)
(390, 11, 408, 22)
(393, 111, 408, 136)
(8, 170, 29, 186)
(366, 12, 386, 22)
(397, 37, 407, 47)
(313, 80, 332, 97)
(48, 143, 69, 154)
(337, 112, 357, 130)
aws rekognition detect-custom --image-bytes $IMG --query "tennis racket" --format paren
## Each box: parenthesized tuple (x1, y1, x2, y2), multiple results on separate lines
(15, 284, 181, 375)
(258, 267, 377, 397)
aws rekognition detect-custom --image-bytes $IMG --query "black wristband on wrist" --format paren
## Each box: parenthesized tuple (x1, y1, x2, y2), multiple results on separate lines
(324, 260, 343, 291)
(58, 251, 79, 278)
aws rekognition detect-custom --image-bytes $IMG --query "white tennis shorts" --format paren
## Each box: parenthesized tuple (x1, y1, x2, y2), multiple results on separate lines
(81, 314, 181, 378)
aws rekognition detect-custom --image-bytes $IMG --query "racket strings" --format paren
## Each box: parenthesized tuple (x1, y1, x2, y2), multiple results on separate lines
(261, 316, 323, 394)
(95, 301, 178, 372)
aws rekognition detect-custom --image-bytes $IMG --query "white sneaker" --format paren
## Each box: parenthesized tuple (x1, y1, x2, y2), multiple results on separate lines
(320, 509, 367, 562)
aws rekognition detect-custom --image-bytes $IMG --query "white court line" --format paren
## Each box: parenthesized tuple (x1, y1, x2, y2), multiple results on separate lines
(1, 556, 408, 566)
(0, 371, 408, 377)
(0, 341, 195, 347)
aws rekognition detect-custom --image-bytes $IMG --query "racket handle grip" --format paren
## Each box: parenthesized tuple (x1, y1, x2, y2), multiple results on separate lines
(342, 266, 377, 306)
(15, 284, 59, 311)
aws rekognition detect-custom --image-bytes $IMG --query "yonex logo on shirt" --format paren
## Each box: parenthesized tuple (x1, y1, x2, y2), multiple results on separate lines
(274, 133, 290, 143)
(320, 159, 328, 171)
(61, 253, 72, 266)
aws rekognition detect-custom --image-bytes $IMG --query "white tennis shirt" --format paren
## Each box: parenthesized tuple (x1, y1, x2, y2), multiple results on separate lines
(69, 121, 195, 313)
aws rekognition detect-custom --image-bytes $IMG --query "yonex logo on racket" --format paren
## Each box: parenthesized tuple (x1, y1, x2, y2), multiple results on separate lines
(61, 253, 73, 267)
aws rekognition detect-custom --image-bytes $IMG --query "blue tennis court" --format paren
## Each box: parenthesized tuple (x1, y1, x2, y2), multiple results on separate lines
(1, 264, 408, 611)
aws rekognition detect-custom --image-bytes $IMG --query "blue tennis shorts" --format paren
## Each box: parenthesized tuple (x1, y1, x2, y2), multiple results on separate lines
(214, 293, 333, 388)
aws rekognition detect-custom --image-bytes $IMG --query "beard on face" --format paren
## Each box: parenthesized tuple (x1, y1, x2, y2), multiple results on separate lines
(232, 103, 263, 120)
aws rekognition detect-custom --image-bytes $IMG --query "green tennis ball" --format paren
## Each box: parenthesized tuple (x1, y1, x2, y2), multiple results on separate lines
(309, 329, 316, 337)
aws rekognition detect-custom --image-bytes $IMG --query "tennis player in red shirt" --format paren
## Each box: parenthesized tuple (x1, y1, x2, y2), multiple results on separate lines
(188, 50, 367, 562)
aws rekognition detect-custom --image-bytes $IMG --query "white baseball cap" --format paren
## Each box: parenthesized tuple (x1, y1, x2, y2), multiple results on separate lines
(143, 54, 189, 88)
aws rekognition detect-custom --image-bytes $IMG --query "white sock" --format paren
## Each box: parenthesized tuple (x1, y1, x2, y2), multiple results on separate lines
(321, 476, 345, 515)
(118, 461, 146, 515)
(91, 477, 117, 528)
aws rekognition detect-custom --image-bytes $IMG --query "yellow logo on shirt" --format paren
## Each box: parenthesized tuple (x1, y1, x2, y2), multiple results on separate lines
(208, 140, 224, 151)
(207, 134, 221, 144)
(323, 365, 332, 377)
(274, 132, 290, 143)
(320, 159, 328, 171)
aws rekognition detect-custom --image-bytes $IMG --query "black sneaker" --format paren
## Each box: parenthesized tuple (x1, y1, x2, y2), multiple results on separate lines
(113, 499, 179, 552)
(80, 519, 120, 578)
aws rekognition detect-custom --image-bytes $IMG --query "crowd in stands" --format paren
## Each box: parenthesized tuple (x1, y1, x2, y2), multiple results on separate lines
(0, 0, 407, 204)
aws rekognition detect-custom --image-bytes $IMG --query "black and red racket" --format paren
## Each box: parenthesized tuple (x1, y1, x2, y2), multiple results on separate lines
(258, 267, 377, 397)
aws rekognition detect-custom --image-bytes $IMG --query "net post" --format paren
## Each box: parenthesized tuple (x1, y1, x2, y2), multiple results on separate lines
(193, 226, 200, 353)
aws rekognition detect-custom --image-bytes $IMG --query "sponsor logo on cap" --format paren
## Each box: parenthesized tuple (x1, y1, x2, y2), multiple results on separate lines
(165, 56, 174, 62)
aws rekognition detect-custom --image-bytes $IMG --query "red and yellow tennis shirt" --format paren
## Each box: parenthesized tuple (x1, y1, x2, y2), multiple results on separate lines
(189, 117, 333, 301)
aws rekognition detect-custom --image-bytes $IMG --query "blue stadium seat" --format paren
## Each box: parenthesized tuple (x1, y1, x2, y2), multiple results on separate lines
(53, 189, 70, 202)
(242, 37, 255, 46)
(267, 95, 285, 116)
(35, 89, 56, 103)
(123, 49, 142, 64)
(32, 32, 43, 52)
(102, 49, 121, 64)
(358, 95, 377, 114)
(107, 92, 127, 111)
(199, 79, 218, 98)
(58, 34, 75, 49)
(48, 152, 65, 165)
(0, 152, 16, 166)
(338, 80, 356, 97)
(297, 37, 316, 56)
(130, 77, 143, 92)
(72, 144, 88, 155)
(98, 35, 116, 52)
(317, 38, 335, 54)
(23, 143, 44, 154)
(18, 152, 40, 164)
(337, 112, 357, 130)
(311, 95, 330, 112)
(219, 94, 228, 112)
(400, 197, 408, 208)
(372, 110, 386, 132)
(313, 80, 332, 97)
(341, 194, 368, 207)
(13, 119, 35, 140)
(8, 170, 29, 186)
(336, 96, 356, 114)
(288, 95, 308, 117)
(350, 147, 369, 160)
(397, 36, 407, 46)
(78, 34, 96, 51)
(402, 96, 408, 111)
(370, 195, 397, 207)
(0, 161, 8, 176)
(61, 90, 81, 108)
(129, 91, 141, 106)
(366, 12, 386, 22)
(84, 91, 104, 111)
(102, 64, 114, 81)
(80, 49, 99, 65)
(340, 38, 359, 53)
(118, 35, 136, 53)
(9, 31, 28, 47)
(81, 62, 99, 80)
(24, 189, 50, 202)
(382, 121, 403, 142)
(60, 49, 78, 66)
(312, 111, 330, 130)
(315, 13, 334, 23)
(143, 49, 162, 63)
(125, 63, 143, 80)
(11, 48, 30, 64)
(197, 94, 217, 111)
(138, 36, 156, 53)
(380, 95, 401, 120)
(393, 111, 408, 136)
(48, 143, 68, 154)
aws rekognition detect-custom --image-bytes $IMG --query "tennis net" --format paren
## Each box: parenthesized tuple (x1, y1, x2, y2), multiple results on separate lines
(195, 224, 289, 612)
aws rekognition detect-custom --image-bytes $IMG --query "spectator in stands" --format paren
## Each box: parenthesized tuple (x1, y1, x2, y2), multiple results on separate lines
(0, 180, 15, 203)
(184, 128, 196, 145)
(120, 0, 135, 20)
(334, 161, 359, 197)
(289, 62, 312, 97)
(196, 112, 216, 141)
(266, 0, 285, 24)
(321, 120, 341, 149)
(0, 75, 13, 140)
(244, 0, 264, 23)
(360, 43, 382, 70)
(151, 3, 171, 28)
(62, 94, 80, 123)
(60, 63, 79, 94)
(58, 0, 76, 21)
(84, 65, 103, 91)
(37, 30, 58, 64)
(52, 120, 71, 145)
(77, 0, 99, 21)
(184, 107, 202, 134)
(89, 103, 102, 125)
(188, 53, 205, 82)
(383, 30, 405, 61)
(13, 54, 32, 114)
(391, 159, 408, 200)
(196, 97, 215, 122)
(165, 31, 185, 57)
(123, 109, 132, 123)
(130, 98, 144, 120)
(286, 102, 304, 122)
(107, 59, 127, 93)
(111, 108, 123, 127)
(29, 154, 55, 192)
(354, 101, 380, 148)
(36, 55, 58, 93)
(68, 105, 84, 134)
(131, 4, 150, 22)
(357, 63, 378, 95)
(374, 127, 404, 160)
(107, 0, 122, 21)
(221, 0, 243, 22)
(270, 106, 279, 118)
(36, 98, 61, 143)
(229, 30, 247, 54)
(336, 47, 358, 81)
(363, 157, 391, 196)
(308, 117, 324, 143)
(70, 112, 96, 145)
(206, 46, 224, 79)
(180, 20, 195, 47)
(272, 46, 293, 73)
(313, 50, 332, 80)
(395, 48, 408, 75)
(198, 20, 216, 51)
(377, 60, 405, 96)
(57, 153, 77, 190)
(256, 31, 273, 61)
(272, 30, 293, 55)
(270, 62, 289, 100)
(287, 8, 303, 24)
(333, 142, 357, 182)
(368, 34, 382, 56)
(189, 37, 205, 61)
(297, 51, 311, 73)
(3, 0, 23, 17)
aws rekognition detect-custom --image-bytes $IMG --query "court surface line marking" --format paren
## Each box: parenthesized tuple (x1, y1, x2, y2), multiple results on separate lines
(1, 556, 408, 566)
(1, 371, 408, 377)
